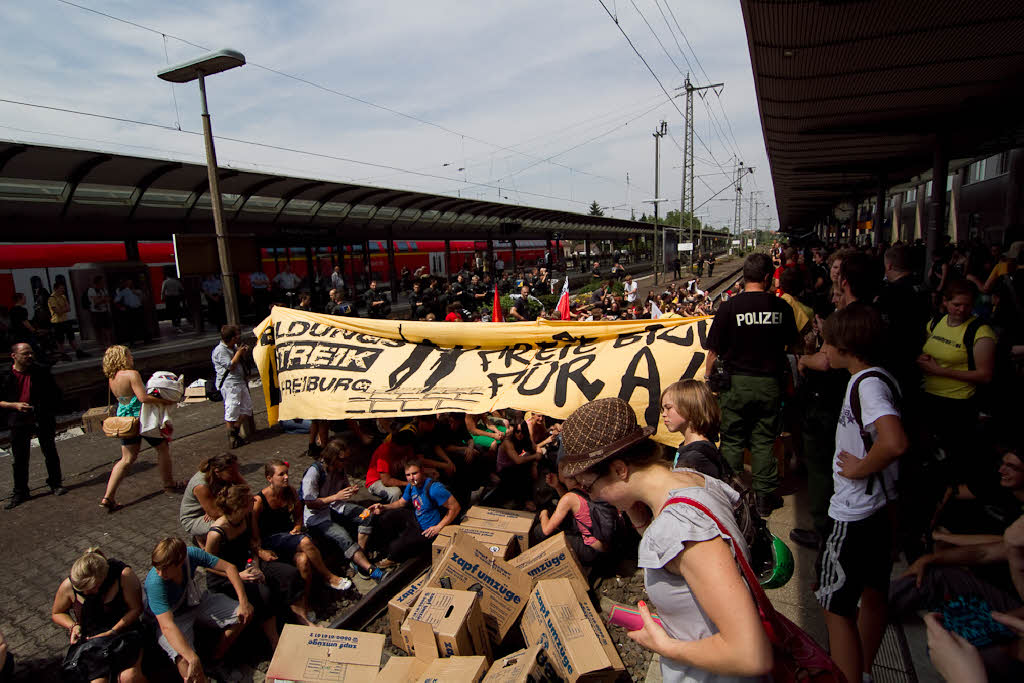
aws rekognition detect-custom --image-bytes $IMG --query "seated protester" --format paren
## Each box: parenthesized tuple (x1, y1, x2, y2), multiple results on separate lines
(492, 420, 544, 510)
(815, 304, 909, 683)
(180, 453, 246, 548)
(537, 471, 612, 567)
(932, 445, 1024, 538)
(0, 628, 10, 683)
(303, 439, 386, 581)
(369, 459, 460, 563)
(465, 411, 509, 455)
(51, 548, 145, 683)
(660, 380, 732, 480)
(366, 427, 415, 503)
(410, 415, 456, 480)
(891, 446, 1024, 617)
(145, 537, 253, 682)
(205, 485, 311, 645)
(253, 459, 352, 608)
(433, 413, 484, 507)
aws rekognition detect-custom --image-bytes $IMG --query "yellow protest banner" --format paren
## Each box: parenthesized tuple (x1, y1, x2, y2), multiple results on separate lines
(253, 307, 712, 445)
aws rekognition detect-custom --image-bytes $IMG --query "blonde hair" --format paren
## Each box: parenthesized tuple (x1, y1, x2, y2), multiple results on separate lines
(70, 547, 109, 592)
(660, 379, 721, 439)
(102, 345, 132, 378)
(151, 538, 187, 570)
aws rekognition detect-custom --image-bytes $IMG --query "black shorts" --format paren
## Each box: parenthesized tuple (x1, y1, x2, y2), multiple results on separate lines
(815, 508, 893, 617)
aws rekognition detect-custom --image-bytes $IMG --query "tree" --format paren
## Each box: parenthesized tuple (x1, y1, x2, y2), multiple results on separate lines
(588, 201, 605, 217)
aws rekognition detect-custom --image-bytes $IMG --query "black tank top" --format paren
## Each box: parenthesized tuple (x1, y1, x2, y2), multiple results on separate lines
(257, 491, 296, 539)
(72, 559, 130, 637)
(208, 525, 253, 570)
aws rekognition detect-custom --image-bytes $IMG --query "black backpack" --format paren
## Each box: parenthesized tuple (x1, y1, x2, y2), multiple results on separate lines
(848, 369, 902, 497)
(573, 489, 625, 546)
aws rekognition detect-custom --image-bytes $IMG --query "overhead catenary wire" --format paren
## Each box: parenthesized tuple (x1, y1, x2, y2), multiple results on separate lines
(52, 0, 636, 193)
(0, 97, 598, 208)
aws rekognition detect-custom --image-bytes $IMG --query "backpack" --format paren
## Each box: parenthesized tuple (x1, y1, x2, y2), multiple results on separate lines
(926, 314, 985, 371)
(848, 369, 901, 499)
(573, 489, 625, 546)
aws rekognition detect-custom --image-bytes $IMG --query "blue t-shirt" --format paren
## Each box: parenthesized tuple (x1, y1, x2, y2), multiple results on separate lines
(402, 478, 451, 530)
(145, 546, 220, 616)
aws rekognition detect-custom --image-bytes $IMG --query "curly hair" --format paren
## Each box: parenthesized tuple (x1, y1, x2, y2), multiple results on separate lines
(102, 345, 132, 378)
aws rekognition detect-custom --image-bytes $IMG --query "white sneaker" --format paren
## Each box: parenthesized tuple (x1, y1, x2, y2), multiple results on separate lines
(330, 577, 353, 591)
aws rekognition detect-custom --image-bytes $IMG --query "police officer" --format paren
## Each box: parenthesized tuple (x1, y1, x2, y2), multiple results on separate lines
(704, 253, 798, 517)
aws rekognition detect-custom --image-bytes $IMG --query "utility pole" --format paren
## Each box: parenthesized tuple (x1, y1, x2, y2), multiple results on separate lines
(733, 161, 744, 253)
(677, 74, 723, 270)
(653, 120, 667, 284)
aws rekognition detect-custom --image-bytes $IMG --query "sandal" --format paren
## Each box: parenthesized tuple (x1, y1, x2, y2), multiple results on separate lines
(162, 480, 187, 494)
(99, 498, 123, 512)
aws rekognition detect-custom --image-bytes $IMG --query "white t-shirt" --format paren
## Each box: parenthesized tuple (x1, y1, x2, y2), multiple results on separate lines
(624, 280, 638, 302)
(829, 367, 901, 523)
(250, 272, 270, 290)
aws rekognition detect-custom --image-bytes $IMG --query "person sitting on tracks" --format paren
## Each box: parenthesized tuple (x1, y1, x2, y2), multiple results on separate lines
(254, 459, 353, 607)
(204, 485, 312, 644)
(302, 438, 386, 582)
(179, 452, 247, 548)
(368, 458, 459, 564)
(366, 427, 415, 503)
(145, 537, 253, 683)
(51, 547, 146, 683)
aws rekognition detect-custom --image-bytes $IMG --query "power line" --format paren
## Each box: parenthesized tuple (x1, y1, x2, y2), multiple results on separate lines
(0, 97, 595, 208)
(53, 0, 632, 191)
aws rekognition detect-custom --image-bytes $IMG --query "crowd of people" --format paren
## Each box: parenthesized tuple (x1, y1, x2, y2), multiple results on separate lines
(4, 233, 1024, 681)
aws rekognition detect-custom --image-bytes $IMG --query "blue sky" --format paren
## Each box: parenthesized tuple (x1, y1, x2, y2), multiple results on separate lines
(0, 0, 776, 231)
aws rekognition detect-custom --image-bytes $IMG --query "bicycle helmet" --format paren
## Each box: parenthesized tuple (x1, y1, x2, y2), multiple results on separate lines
(758, 534, 794, 589)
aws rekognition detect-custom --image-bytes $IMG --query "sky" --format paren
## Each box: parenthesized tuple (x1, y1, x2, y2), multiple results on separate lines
(0, 0, 777, 234)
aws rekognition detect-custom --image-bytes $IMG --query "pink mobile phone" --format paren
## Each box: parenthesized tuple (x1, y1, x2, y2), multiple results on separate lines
(606, 602, 664, 631)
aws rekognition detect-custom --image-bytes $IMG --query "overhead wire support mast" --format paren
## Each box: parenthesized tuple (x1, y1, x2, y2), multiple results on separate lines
(677, 74, 723, 270)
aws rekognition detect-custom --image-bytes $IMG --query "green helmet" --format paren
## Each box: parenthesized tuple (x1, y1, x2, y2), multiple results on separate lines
(758, 534, 794, 589)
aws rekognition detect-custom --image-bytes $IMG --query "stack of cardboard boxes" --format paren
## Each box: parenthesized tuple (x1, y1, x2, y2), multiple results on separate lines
(267, 506, 626, 683)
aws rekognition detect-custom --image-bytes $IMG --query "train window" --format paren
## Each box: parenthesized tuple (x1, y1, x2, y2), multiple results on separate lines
(0, 178, 67, 202)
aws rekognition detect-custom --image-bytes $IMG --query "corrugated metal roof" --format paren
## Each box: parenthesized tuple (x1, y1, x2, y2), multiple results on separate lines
(741, 0, 1024, 230)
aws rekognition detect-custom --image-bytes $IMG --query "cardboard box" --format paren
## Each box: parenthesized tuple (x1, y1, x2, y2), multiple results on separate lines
(432, 526, 518, 567)
(387, 569, 431, 653)
(463, 506, 537, 523)
(401, 588, 492, 661)
(184, 385, 206, 398)
(482, 645, 559, 683)
(418, 656, 489, 683)
(426, 532, 532, 645)
(509, 533, 588, 595)
(460, 515, 533, 552)
(374, 657, 427, 682)
(519, 579, 624, 682)
(266, 624, 384, 682)
(183, 396, 207, 404)
(81, 406, 112, 434)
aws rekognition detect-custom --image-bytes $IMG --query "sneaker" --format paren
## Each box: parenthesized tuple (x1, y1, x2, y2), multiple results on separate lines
(755, 492, 783, 518)
(369, 567, 388, 582)
(50, 486, 68, 496)
(329, 577, 353, 591)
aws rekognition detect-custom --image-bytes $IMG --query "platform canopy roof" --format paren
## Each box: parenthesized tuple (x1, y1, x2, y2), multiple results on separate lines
(0, 139, 666, 244)
(741, 0, 1024, 232)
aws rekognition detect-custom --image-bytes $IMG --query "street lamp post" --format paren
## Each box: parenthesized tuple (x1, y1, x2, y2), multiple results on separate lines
(158, 49, 246, 328)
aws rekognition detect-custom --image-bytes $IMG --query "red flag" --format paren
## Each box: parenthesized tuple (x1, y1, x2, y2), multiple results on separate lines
(492, 284, 504, 322)
(556, 277, 571, 320)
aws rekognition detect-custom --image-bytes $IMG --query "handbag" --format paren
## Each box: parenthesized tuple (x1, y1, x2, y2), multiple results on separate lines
(661, 496, 846, 683)
(101, 387, 139, 439)
(61, 629, 142, 682)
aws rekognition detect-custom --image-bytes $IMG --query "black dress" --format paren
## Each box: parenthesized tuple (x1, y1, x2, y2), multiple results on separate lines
(207, 524, 305, 619)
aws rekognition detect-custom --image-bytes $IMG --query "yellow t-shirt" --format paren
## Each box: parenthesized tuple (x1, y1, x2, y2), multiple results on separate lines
(922, 315, 996, 400)
(988, 261, 1011, 282)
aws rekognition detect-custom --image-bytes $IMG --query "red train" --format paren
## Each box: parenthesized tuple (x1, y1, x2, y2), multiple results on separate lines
(0, 239, 551, 314)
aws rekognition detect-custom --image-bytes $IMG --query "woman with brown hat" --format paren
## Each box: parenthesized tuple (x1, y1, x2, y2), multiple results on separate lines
(560, 397, 772, 681)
